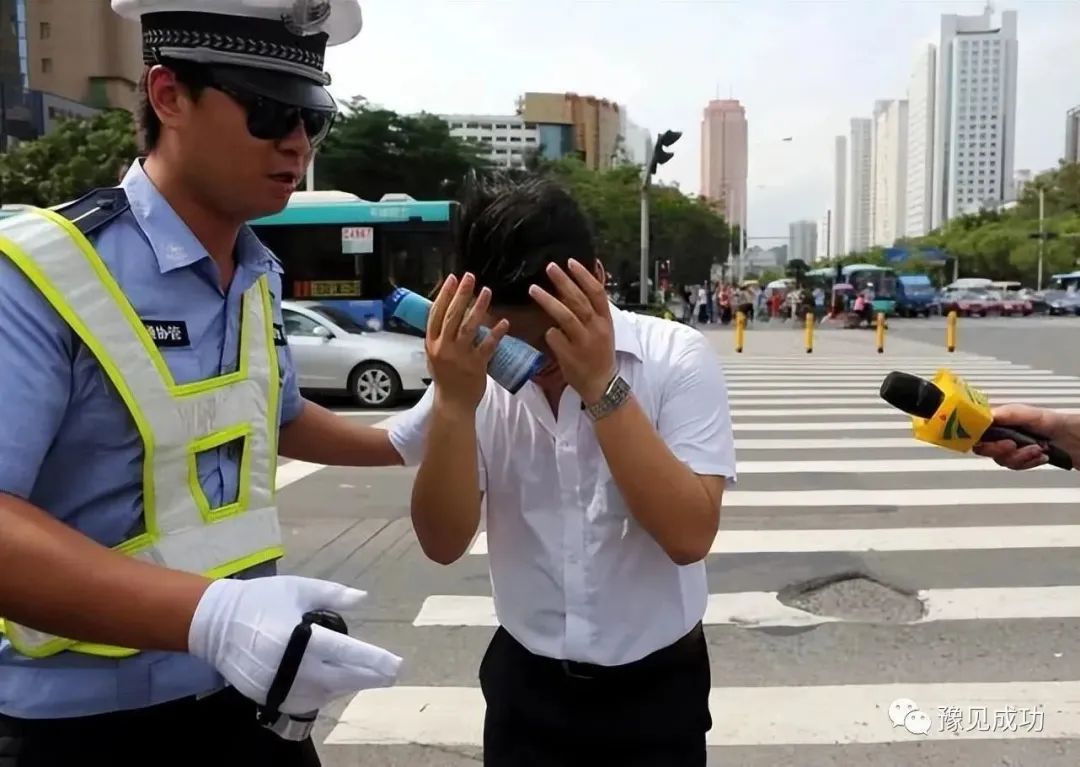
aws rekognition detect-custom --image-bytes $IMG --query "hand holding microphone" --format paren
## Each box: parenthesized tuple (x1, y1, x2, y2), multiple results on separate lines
(878, 370, 1076, 471)
(972, 403, 1080, 471)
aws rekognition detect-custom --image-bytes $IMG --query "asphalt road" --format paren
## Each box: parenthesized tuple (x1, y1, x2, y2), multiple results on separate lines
(276, 314, 1080, 766)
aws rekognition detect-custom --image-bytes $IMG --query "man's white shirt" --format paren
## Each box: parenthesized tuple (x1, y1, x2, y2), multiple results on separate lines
(386, 307, 736, 666)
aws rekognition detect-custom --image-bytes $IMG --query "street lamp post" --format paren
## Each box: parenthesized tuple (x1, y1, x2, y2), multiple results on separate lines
(1038, 186, 1045, 291)
(640, 129, 681, 304)
(1028, 185, 1060, 291)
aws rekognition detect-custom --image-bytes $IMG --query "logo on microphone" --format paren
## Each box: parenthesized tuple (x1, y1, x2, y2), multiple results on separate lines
(942, 407, 971, 441)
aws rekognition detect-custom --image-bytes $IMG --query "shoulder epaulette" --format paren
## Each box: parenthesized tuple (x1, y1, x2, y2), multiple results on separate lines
(50, 187, 130, 237)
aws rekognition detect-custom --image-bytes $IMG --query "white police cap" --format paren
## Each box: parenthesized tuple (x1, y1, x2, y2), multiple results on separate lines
(112, 0, 361, 90)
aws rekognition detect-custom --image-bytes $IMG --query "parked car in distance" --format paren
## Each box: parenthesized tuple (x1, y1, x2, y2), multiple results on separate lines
(940, 289, 1001, 317)
(1043, 290, 1080, 316)
(281, 300, 430, 407)
(994, 289, 1033, 316)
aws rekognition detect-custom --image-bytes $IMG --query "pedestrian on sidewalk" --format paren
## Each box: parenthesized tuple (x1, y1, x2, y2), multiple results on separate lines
(0, 2, 406, 765)
(387, 173, 737, 766)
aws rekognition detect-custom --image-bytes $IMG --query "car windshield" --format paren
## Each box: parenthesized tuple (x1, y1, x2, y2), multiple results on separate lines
(307, 305, 369, 334)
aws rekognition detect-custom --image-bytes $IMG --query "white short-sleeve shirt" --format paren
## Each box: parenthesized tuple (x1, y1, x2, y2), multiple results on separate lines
(387, 307, 736, 666)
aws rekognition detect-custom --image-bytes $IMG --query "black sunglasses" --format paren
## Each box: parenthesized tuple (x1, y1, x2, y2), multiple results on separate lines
(211, 81, 336, 148)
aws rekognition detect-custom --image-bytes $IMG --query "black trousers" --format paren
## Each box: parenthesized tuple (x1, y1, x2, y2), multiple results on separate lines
(479, 624, 711, 767)
(0, 686, 320, 767)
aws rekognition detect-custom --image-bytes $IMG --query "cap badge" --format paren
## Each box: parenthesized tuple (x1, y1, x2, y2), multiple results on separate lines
(282, 0, 331, 35)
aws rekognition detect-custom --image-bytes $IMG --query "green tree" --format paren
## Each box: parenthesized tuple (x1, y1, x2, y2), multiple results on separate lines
(0, 109, 137, 206)
(785, 258, 809, 287)
(897, 161, 1080, 285)
(316, 98, 492, 201)
(541, 157, 730, 294)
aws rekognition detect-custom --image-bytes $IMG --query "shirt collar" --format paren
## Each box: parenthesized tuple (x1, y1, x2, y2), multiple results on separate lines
(120, 159, 277, 275)
(610, 304, 643, 361)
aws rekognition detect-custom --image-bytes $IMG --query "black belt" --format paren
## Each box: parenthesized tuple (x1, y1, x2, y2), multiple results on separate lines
(511, 623, 705, 682)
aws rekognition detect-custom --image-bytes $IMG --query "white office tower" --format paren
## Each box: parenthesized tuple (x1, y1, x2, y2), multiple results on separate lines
(789, 220, 817, 264)
(817, 214, 831, 262)
(846, 118, 873, 253)
(871, 99, 908, 247)
(931, 8, 1018, 226)
(832, 135, 847, 256)
(906, 44, 936, 237)
(438, 114, 539, 169)
(1066, 106, 1080, 164)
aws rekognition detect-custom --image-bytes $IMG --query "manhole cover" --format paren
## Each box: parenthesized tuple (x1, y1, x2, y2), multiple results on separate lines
(777, 571, 925, 624)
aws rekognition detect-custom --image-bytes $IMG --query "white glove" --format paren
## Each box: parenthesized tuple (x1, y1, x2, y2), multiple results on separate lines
(188, 575, 402, 715)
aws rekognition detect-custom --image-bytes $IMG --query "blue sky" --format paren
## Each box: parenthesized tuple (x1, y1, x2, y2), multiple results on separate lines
(323, 0, 1080, 244)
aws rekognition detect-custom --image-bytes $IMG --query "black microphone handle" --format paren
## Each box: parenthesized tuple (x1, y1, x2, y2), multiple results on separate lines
(982, 424, 1074, 471)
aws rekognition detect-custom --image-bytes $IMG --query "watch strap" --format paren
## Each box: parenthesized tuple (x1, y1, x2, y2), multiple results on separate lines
(585, 375, 631, 421)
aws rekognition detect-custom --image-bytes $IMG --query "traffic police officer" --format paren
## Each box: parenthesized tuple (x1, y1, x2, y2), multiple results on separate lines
(0, 2, 407, 765)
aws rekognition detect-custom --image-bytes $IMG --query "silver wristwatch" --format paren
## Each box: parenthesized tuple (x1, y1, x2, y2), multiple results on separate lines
(584, 374, 631, 422)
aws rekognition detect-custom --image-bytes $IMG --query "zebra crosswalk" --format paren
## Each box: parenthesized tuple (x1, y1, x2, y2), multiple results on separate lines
(321, 346, 1080, 762)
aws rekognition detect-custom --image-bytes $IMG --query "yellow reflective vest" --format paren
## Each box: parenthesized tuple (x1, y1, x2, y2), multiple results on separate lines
(0, 203, 284, 659)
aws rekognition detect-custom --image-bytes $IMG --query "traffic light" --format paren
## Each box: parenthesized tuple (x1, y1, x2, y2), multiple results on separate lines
(648, 130, 682, 176)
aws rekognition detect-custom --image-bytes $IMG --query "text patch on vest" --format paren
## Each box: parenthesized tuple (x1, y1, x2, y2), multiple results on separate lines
(143, 319, 191, 348)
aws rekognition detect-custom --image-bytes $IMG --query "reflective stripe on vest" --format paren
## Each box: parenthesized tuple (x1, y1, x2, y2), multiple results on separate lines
(0, 207, 284, 659)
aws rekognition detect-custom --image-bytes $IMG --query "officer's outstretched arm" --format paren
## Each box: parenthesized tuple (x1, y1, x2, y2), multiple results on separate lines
(279, 398, 405, 466)
(0, 492, 209, 651)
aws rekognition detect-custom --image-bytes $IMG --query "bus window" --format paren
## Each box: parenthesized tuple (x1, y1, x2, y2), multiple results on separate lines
(382, 227, 453, 299)
(249, 192, 459, 302)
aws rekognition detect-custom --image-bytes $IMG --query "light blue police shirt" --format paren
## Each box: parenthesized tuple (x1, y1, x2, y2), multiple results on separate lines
(0, 160, 305, 719)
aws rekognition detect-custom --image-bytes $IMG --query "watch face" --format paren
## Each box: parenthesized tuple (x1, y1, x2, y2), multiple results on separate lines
(588, 375, 629, 420)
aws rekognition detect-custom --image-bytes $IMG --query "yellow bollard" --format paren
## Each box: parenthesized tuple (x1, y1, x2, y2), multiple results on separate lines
(875, 312, 885, 354)
(946, 310, 957, 353)
(804, 311, 814, 353)
(735, 311, 745, 353)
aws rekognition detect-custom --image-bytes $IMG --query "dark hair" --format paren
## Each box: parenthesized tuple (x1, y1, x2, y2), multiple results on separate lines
(137, 60, 209, 152)
(456, 172, 596, 306)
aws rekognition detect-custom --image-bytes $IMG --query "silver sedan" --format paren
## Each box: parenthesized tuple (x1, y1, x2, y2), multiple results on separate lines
(281, 300, 430, 408)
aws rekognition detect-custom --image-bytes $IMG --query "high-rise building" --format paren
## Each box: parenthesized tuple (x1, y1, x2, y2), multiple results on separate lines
(832, 135, 847, 257)
(816, 213, 833, 262)
(871, 99, 908, 247)
(440, 102, 649, 172)
(0, 0, 140, 148)
(846, 118, 873, 253)
(1013, 169, 1033, 199)
(906, 44, 937, 237)
(438, 114, 540, 169)
(931, 8, 1018, 226)
(1066, 106, 1080, 164)
(619, 111, 652, 167)
(517, 92, 623, 171)
(700, 99, 748, 238)
(26, 0, 141, 111)
(789, 220, 817, 264)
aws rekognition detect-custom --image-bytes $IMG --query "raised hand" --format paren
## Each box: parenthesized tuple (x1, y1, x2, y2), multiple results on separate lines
(425, 273, 509, 411)
(529, 259, 617, 405)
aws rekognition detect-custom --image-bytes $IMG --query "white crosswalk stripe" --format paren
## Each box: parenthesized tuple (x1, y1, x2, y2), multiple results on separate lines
(324, 345, 1080, 757)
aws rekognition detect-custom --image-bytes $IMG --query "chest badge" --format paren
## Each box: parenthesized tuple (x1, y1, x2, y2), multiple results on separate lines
(143, 319, 191, 348)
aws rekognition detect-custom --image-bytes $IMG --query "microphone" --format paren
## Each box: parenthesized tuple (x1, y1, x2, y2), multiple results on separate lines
(879, 370, 1073, 471)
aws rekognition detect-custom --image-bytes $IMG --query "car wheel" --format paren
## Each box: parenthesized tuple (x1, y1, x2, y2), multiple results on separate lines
(349, 361, 402, 408)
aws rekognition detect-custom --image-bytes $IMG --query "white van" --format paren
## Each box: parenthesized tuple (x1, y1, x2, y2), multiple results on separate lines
(946, 277, 993, 291)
